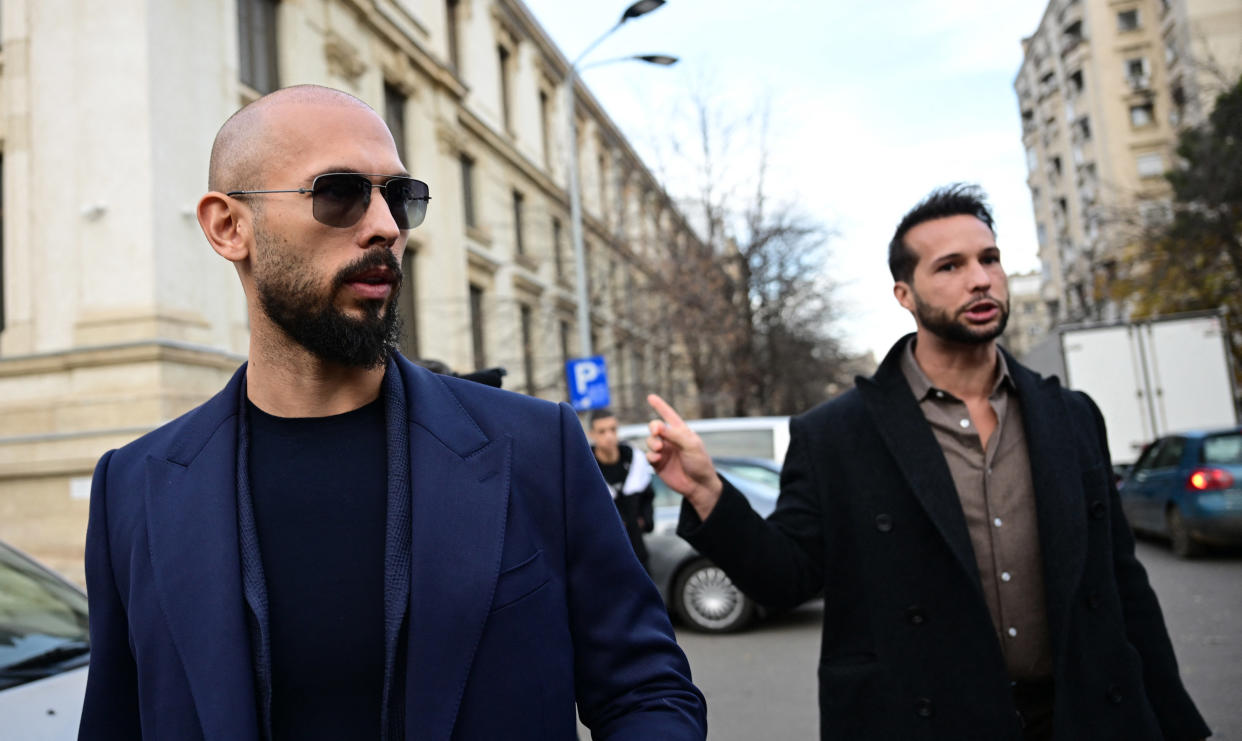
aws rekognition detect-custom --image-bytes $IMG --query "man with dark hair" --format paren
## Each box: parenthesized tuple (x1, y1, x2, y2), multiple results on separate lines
(588, 409, 656, 570)
(78, 84, 705, 741)
(645, 184, 1208, 740)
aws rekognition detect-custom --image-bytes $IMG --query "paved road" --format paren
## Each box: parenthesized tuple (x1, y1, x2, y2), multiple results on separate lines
(580, 539, 1241, 739)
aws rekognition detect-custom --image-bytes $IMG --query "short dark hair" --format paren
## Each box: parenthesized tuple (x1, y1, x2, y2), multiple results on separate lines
(589, 408, 616, 427)
(888, 183, 995, 283)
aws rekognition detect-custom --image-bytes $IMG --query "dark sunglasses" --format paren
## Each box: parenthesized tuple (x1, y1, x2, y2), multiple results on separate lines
(226, 173, 430, 229)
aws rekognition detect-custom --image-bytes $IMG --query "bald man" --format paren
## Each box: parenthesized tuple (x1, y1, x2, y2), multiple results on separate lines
(79, 85, 705, 741)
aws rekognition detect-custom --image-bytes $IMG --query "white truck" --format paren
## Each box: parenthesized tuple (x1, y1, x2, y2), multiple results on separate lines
(1021, 311, 1239, 464)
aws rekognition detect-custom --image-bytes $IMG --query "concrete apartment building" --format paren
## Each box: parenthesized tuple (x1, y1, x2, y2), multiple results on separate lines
(1001, 270, 1052, 360)
(0, 0, 702, 577)
(1014, 0, 1242, 324)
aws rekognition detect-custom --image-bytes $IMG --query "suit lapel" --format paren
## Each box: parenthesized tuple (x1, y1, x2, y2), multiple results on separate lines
(1008, 356, 1087, 651)
(398, 359, 512, 740)
(144, 368, 259, 741)
(857, 340, 980, 585)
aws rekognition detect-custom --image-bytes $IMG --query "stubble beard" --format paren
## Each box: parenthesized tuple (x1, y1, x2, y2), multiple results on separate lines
(912, 290, 1010, 346)
(252, 224, 404, 369)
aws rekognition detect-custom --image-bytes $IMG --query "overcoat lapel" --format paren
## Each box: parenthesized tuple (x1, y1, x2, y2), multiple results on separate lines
(398, 360, 512, 740)
(1007, 355, 1087, 654)
(857, 339, 981, 586)
(144, 368, 259, 741)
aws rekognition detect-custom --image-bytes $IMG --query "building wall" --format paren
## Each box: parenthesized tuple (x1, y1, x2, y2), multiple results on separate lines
(1014, 0, 1242, 325)
(0, 0, 701, 579)
(1002, 270, 1051, 360)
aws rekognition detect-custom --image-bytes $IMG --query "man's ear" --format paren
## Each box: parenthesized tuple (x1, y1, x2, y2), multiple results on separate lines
(894, 281, 916, 313)
(197, 192, 251, 264)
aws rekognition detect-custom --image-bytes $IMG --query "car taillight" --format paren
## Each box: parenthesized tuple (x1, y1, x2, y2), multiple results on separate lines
(1186, 468, 1235, 491)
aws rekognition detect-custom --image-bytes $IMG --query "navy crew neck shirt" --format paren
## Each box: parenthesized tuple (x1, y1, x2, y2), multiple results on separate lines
(246, 396, 387, 740)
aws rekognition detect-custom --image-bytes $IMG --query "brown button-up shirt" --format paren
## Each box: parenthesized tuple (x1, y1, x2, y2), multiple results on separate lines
(900, 341, 1052, 680)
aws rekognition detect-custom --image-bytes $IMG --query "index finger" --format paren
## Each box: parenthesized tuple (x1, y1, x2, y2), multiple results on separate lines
(646, 393, 686, 428)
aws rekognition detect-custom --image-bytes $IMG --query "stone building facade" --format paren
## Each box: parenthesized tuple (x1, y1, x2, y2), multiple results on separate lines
(0, 0, 701, 578)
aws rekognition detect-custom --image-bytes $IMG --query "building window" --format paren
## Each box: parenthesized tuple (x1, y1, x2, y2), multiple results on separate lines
(520, 304, 535, 396)
(1068, 69, 1084, 95)
(597, 152, 607, 213)
(460, 155, 477, 228)
(1117, 8, 1140, 31)
(384, 83, 408, 163)
(1136, 152, 1164, 178)
(1130, 103, 1154, 128)
(469, 283, 486, 368)
(552, 217, 564, 280)
(238, 0, 279, 94)
(445, 0, 461, 72)
(498, 45, 513, 133)
(1125, 57, 1149, 89)
(539, 90, 552, 168)
(399, 249, 419, 358)
(559, 320, 571, 394)
(512, 190, 525, 256)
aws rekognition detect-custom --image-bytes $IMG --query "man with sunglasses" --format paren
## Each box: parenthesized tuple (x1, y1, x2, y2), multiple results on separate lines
(78, 85, 705, 741)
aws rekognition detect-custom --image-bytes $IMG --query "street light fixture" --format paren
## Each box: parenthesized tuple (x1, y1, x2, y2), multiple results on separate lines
(565, 0, 675, 366)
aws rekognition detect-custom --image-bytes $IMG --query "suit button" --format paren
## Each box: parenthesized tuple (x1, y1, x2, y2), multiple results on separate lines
(1090, 500, 1107, 519)
(875, 514, 894, 532)
(914, 697, 934, 718)
(905, 606, 927, 625)
(1087, 590, 1102, 609)
(1106, 684, 1123, 704)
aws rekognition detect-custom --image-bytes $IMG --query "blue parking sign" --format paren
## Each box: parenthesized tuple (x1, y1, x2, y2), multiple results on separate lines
(566, 356, 610, 411)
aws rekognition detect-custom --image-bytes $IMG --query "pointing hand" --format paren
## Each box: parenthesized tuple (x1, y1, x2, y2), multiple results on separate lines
(645, 394, 723, 520)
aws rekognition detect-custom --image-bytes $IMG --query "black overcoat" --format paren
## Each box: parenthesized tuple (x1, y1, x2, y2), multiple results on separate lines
(680, 335, 1209, 740)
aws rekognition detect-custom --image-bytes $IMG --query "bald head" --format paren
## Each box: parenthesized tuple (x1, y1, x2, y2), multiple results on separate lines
(207, 85, 378, 193)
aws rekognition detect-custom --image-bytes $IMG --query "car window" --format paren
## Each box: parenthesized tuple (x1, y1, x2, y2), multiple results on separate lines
(695, 429, 775, 460)
(715, 461, 781, 489)
(1149, 437, 1187, 470)
(0, 546, 89, 672)
(1202, 432, 1242, 465)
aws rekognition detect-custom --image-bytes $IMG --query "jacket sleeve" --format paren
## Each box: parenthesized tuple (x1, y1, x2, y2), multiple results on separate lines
(559, 404, 707, 740)
(1081, 394, 1211, 741)
(676, 413, 825, 610)
(78, 450, 143, 741)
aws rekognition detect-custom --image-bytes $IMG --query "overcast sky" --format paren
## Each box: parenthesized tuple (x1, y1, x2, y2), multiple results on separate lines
(522, 0, 1049, 360)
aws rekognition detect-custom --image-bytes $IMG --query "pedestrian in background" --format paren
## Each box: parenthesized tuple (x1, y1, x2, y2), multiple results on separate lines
(590, 409, 657, 571)
(646, 184, 1208, 740)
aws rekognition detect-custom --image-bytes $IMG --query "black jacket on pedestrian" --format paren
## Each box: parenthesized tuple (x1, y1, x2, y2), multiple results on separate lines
(679, 335, 1210, 740)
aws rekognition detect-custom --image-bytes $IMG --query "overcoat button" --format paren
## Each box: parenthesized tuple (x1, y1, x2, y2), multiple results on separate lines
(1090, 500, 1107, 519)
(905, 606, 927, 625)
(875, 514, 894, 532)
(1106, 684, 1123, 704)
(914, 697, 934, 718)
(1087, 590, 1102, 609)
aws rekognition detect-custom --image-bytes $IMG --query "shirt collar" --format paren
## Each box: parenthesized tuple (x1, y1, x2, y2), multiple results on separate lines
(900, 337, 1013, 402)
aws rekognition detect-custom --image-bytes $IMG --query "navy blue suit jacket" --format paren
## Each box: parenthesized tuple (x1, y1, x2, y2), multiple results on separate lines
(78, 355, 705, 740)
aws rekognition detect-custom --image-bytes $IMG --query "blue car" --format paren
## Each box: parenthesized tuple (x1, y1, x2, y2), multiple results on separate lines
(1118, 427, 1242, 557)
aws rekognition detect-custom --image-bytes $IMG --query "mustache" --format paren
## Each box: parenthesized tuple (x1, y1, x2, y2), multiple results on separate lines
(332, 248, 402, 290)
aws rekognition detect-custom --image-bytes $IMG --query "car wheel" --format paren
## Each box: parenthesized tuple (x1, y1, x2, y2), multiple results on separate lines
(1167, 505, 1203, 558)
(672, 558, 756, 633)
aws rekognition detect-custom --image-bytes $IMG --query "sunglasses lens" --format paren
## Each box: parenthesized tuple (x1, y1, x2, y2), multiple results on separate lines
(383, 177, 430, 230)
(311, 174, 370, 227)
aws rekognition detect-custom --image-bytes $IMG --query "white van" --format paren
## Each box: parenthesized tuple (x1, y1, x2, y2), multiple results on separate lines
(618, 416, 791, 465)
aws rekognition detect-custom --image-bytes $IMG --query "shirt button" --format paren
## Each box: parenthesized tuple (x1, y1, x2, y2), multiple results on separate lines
(1001, 572, 1012, 582)
(875, 514, 894, 533)
(993, 517, 1003, 527)
(1007, 627, 1018, 637)
(959, 419, 971, 429)
(935, 391, 946, 399)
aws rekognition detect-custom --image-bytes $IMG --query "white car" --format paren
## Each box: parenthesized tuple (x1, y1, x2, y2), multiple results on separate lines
(0, 541, 90, 739)
(619, 415, 791, 464)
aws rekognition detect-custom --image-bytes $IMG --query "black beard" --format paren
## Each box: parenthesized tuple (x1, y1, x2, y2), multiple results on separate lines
(913, 291, 1009, 346)
(255, 244, 403, 369)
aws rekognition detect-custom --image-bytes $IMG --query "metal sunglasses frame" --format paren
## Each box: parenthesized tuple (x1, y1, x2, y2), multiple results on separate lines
(225, 172, 431, 229)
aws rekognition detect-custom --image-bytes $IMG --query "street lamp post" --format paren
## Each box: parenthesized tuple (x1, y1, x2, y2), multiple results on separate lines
(565, 0, 675, 363)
